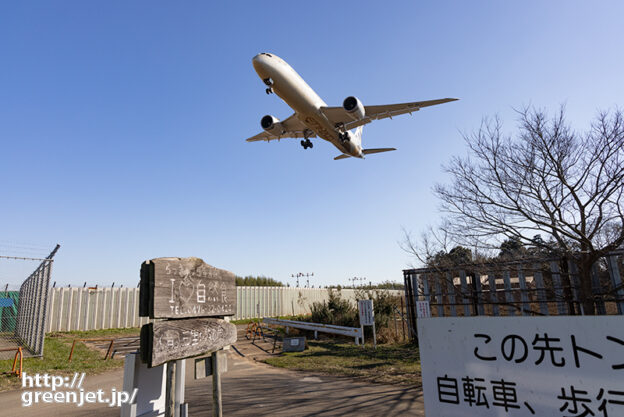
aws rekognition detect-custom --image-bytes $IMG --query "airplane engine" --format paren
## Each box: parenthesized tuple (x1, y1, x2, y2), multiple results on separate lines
(343, 96, 365, 120)
(260, 115, 284, 135)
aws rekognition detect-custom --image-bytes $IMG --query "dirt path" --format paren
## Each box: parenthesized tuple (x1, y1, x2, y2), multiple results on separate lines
(0, 326, 424, 416)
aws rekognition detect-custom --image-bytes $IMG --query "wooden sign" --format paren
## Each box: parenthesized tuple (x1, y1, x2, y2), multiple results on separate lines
(140, 257, 236, 319)
(140, 318, 236, 367)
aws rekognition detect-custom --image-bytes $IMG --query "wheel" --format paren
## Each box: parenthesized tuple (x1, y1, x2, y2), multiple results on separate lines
(265, 88, 272, 94)
(309, 142, 313, 148)
(301, 140, 307, 149)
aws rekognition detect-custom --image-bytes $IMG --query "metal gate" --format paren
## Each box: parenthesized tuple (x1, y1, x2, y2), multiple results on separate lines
(403, 251, 624, 341)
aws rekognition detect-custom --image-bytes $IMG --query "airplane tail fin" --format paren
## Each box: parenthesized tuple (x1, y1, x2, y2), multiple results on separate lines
(362, 148, 397, 155)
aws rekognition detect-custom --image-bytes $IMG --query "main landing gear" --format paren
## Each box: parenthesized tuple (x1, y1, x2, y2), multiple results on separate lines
(339, 132, 350, 144)
(263, 78, 273, 94)
(300, 139, 313, 149)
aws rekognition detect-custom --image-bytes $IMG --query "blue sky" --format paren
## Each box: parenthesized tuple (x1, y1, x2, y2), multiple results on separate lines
(1, 1, 623, 288)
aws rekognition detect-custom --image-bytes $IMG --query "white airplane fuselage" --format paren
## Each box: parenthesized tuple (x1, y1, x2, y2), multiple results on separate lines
(252, 53, 363, 157)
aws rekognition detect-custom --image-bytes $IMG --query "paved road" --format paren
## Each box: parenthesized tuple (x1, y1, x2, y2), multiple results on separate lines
(2, 348, 424, 416)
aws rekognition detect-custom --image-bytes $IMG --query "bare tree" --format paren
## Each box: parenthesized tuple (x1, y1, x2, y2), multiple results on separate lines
(433, 106, 624, 314)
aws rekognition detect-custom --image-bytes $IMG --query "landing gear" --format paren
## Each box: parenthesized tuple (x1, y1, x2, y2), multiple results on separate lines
(263, 78, 274, 94)
(340, 132, 350, 144)
(300, 139, 313, 149)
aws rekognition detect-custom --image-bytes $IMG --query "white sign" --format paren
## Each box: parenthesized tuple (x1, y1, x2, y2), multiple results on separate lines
(121, 353, 166, 417)
(358, 299, 374, 326)
(417, 316, 624, 417)
(416, 300, 431, 318)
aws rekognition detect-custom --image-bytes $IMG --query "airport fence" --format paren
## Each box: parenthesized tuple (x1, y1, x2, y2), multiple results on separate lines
(0, 245, 60, 359)
(403, 250, 624, 340)
(45, 286, 402, 332)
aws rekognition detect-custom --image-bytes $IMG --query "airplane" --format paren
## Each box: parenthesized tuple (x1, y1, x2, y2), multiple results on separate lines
(246, 53, 458, 160)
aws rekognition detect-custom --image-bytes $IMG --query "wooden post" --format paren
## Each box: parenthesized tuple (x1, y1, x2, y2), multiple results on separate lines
(533, 265, 549, 315)
(212, 351, 222, 417)
(459, 271, 470, 317)
(434, 276, 444, 317)
(166, 360, 176, 417)
(517, 266, 530, 316)
(446, 272, 457, 317)
(400, 297, 406, 341)
(372, 321, 377, 350)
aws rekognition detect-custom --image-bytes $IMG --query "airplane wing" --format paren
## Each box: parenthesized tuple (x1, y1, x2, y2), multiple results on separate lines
(320, 98, 458, 130)
(245, 113, 316, 142)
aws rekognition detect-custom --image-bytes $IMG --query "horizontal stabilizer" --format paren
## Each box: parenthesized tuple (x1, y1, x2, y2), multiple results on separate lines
(334, 154, 351, 160)
(362, 148, 397, 155)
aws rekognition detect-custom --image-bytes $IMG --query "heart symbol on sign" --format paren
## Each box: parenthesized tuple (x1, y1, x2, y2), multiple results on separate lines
(178, 279, 195, 304)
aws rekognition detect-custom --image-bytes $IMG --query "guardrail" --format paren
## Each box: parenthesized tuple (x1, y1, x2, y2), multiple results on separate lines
(263, 317, 363, 345)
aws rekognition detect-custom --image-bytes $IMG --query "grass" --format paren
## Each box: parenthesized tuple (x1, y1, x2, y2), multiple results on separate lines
(263, 341, 421, 386)
(0, 328, 139, 392)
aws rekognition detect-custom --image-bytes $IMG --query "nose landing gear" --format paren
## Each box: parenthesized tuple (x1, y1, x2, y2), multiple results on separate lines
(266, 88, 273, 94)
(300, 139, 313, 149)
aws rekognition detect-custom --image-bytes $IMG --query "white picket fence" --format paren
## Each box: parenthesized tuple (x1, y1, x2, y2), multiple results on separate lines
(45, 286, 401, 332)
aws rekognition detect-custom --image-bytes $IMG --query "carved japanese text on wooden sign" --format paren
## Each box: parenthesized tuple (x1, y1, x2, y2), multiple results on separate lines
(140, 318, 237, 367)
(140, 257, 236, 319)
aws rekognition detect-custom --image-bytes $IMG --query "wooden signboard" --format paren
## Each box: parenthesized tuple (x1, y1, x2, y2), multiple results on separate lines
(140, 257, 236, 319)
(140, 318, 236, 368)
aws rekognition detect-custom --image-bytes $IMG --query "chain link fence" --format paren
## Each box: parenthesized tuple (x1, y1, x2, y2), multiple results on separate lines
(0, 245, 59, 359)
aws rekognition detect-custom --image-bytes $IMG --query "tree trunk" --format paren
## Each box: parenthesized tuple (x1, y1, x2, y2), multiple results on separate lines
(577, 257, 596, 315)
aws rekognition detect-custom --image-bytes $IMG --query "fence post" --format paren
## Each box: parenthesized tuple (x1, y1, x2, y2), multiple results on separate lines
(473, 272, 485, 316)
(488, 274, 499, 316)
(422, 274, 430, 303)
(590, 264, 605, 315)
(549, 262, 566, 315)
(459, 271, 470, 317)
(446, 272, 457, 317)
(66, 288, 74, 332)
(607, 255, 624, 315)
(75, 287, 83, 332)
(517, 266, 530, 316)
(533, 264, 549, 315)
(57, 288, 65, 332)
(502, 271, 514, 316)
(434, 275, 444, 317)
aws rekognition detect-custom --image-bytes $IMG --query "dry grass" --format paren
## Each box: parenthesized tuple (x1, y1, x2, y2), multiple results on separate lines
(263, 341, 421, 386)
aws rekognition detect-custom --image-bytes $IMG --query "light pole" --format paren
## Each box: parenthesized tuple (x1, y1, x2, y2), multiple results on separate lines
(291, 272, 313, 288)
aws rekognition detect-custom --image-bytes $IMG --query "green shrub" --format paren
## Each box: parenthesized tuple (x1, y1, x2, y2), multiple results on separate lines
(310, 289, 358, 327)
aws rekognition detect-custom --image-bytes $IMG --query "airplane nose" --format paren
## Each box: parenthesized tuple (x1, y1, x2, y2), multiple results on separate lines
(252, 54, 263, 70)
(252, 53, 269, 76)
